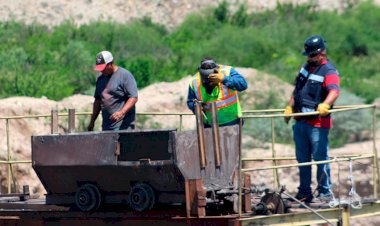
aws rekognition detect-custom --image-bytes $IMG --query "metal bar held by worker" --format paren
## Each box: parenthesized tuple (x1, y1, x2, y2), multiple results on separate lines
(211, 102, 221, 168)
(195, 101, 206, 169)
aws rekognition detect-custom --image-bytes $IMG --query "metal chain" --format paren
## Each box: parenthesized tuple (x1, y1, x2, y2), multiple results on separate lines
(329, 159, 362, 209)
(348, 159, 362, 209)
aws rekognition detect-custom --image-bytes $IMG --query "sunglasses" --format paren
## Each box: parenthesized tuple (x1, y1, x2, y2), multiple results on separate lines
(308, 52, 320, 58)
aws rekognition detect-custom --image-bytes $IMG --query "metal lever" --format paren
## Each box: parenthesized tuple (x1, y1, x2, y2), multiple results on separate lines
(194, 101, 206, 169)
(211, 102, 221, 168)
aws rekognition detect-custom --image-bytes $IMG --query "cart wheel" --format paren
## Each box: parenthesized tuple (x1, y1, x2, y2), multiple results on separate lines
(75, 184, 101, 212)
(129, 183, 155, 211)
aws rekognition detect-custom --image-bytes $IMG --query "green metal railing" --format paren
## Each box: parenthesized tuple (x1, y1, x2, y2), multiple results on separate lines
(236, 104, 379, 224)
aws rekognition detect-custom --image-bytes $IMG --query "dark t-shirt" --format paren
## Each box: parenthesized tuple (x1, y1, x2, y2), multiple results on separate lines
(94, 67, 138, 130)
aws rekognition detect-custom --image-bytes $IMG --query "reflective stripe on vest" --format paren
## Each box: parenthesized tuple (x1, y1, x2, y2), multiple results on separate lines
(203, 93, 238, 111)
(190, 65, 240, 125)
(309, 74, 324, 82)
(192, 76, 238, 110)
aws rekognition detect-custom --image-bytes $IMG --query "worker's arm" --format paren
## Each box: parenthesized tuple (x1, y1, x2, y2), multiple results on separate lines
(287, 95, 295, 107)
(187, 86, 196, 113)
(283, 95, 295, 124)
(110, 97, 138, 122)
(222, 68, 248, 91)
(317, 72, 340, 116)
(323, 90, 339, 106)
(88, 98, 101, 131)
(317, 90, 339, 116)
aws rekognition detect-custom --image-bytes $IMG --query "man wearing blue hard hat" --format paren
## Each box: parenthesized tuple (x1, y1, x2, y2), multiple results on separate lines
(284, 35, 340, 203)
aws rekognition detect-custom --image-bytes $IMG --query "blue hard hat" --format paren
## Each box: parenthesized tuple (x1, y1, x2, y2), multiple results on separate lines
(302, 35, 326, 56)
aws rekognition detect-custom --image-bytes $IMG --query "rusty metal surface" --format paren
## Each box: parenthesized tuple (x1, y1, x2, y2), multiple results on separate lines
(175, 125, 240, 188)
(0, 219, 236, 226)
(0, 201, 238, 226)
(36, 164, 185, 202)
(118, 129, 176, 161)
(32, 127, 237, 208)
(32, 133, 119, 166)
(32, 129, 185, 206)
(195, 103, 206, 168)
(211, 102, 221, 168)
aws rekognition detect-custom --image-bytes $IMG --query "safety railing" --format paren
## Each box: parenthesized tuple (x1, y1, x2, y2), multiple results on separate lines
(236, 104, 379, 223)
(0, 104, 378, 217)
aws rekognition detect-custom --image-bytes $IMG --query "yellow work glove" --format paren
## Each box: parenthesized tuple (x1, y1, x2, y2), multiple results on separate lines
(283, 106, 293, 124)
(317, 103, 331, 116)
(284, 106, 293, 115)
(208, 71, 224, 86)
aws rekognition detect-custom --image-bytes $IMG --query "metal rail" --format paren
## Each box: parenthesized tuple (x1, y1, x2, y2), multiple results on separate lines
(237, 104, 379, 226)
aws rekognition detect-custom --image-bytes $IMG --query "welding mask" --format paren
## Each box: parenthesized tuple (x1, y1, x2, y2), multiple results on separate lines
(199, 59, 218, 87)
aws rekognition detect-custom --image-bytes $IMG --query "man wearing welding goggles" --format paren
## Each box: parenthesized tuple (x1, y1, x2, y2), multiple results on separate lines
(187, 58, 248, 127)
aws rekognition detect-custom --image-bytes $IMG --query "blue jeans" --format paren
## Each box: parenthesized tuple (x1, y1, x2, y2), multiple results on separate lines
(293, 120, 331, 195)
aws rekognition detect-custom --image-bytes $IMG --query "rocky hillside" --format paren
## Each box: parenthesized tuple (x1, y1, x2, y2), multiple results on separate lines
(1, 0, 379, 28)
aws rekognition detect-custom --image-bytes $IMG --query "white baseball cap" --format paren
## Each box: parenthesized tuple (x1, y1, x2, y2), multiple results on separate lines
(95, 51, 114, 71)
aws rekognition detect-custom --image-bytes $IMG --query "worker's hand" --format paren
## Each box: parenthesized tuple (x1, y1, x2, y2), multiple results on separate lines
(110, 111, 125, 122)
(317, 103, 331, 116)
(208, 71, 224, 86)
(87, 121, 94, 131)
(283, 106, 293, 124)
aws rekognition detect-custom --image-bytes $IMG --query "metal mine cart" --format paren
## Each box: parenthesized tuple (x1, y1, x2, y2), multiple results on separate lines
(32, 109, 246, 215)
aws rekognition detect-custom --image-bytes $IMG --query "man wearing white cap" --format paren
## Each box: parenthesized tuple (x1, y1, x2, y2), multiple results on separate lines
(88, 51, 138, 131)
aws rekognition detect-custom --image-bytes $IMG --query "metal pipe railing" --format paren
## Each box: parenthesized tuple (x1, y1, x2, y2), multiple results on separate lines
(372, 106, 379, 198)
(242, 154, 374, 172)
(237, 104, 378, 217)
(242, 154, 372, 161)
(271, 117, 279, 190)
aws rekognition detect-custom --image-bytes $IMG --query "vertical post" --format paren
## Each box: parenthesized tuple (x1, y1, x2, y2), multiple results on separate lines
(372, 106, 379, 198)
(6, 119, 12, 194)
(68, 109, 75, 133)
(179, 114, 183, 131)
(51, 110, 58, 134)
(6, 119, 16, 194)
(243, 173, 252, 213)
(341, 204, 350, 226)
(195, 103, 206, 169)
(271, 117, 279, 190)
(185, 179, 206, 217)
(238, 117, 243, 217)
(211, 102, 221, 168)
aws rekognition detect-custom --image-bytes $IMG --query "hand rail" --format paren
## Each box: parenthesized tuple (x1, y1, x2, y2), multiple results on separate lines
(236, 104, 379, 218)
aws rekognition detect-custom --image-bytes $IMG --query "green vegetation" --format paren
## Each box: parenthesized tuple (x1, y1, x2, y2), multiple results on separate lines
(0, 1, 379, 103)
(0, 1, 377, 147)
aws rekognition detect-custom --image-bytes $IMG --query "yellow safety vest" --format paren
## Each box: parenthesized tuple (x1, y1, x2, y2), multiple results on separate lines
(190, 65, 242, 125)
